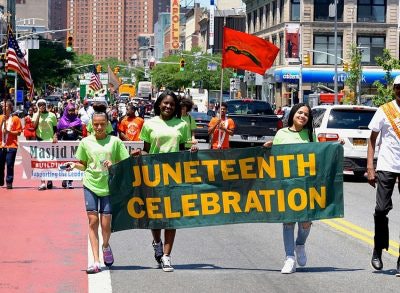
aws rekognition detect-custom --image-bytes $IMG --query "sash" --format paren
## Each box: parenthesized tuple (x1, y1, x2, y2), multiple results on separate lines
(382, 101, 400, 140)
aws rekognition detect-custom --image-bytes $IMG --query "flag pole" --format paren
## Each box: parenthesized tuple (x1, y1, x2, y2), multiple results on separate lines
(219, 17, 226, 118)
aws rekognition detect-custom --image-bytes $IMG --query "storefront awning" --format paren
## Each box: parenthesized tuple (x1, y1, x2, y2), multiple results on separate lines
(274, 67, 400, 85)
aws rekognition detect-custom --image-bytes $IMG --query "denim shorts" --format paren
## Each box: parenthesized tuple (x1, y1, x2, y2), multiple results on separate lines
(83, 186, 112, 214)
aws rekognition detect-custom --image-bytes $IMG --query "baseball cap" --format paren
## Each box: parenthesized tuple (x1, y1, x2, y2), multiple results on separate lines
(37, 99, 47, 105)
(393, 75, 400, 85)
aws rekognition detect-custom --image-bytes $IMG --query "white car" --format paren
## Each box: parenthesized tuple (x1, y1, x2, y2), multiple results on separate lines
(312, 105, 377, 176)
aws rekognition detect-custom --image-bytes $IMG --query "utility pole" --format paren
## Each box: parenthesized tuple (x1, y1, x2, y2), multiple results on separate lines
(331, 0, 339, 105)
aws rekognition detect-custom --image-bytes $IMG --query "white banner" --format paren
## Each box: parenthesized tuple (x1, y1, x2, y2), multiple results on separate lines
(20, 141, 143, 180)
(209, 5, 215, 46)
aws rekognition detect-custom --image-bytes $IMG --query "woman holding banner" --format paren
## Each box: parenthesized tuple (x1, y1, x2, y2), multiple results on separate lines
(132, 90, 198, 272)
(263, 103, 315, 274)
(63, 111, 129, 274)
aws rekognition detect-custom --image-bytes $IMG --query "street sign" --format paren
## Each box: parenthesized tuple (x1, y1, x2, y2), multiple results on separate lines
(230, 78, 240, 92)
(207, 62, 217, 71)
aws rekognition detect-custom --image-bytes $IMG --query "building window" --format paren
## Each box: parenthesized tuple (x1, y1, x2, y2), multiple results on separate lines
(259, 7, 264, 30)
(253, 10, 257, 32)
(357, 36, 385, 65)
(279, 0, 284, 22)
(357, 0, 386, 23)
(291, 0, 300, 21)
(272, 1, 277, 24)
(314, 0, 343, 21)
(265, 4, 270, 28)
(247, 13, 251, 31)
(313, 35, 343, 65)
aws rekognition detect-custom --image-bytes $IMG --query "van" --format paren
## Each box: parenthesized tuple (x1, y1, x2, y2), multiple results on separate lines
(137, 81, 152, 99)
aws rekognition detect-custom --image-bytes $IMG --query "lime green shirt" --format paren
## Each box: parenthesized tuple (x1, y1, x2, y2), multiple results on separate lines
(181, 114, 197, 148)
(140, 116, 188, 154)
(75, 135, 129, 196)
(272, 127, 316, 145)
(33, 112, 57, 141)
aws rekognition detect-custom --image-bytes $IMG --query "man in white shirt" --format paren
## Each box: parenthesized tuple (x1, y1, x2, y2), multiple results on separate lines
(367, 75, 400, 274)
(78, 99, 94, 125)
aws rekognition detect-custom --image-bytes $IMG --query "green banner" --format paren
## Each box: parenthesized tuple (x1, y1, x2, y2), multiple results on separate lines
(109, 144, 344, 231)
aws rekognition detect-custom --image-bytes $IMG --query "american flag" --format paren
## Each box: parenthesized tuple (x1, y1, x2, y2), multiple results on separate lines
(6, 28, 34, 99)
(89, 67, 102, 91)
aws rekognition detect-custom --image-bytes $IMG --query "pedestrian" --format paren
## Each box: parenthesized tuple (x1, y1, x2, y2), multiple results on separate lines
(208, 102, 235, 149)
(138, 100, 146, 119)
(33, 99, 58, 190)
(180, 97, 198, 149)
(23, 106, 36, 140)
(57, 103, 82, 189)
(85, 101, 113, 136)
(118, 104, 144, 141)
(263, 103, 316, 274)
(0, 100, 22, 189)
(367, 75, 400, 274)
(63, 111, 129, 274)
(132, 90, 198, 272)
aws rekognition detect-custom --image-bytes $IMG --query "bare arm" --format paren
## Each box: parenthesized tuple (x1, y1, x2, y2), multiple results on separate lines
(367, 131, 379, 188)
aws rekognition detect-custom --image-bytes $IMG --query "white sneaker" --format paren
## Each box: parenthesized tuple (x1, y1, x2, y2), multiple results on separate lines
(161, 255, 174, 272)
(295, 245, 307, 267)
(281, 256, 296, 274)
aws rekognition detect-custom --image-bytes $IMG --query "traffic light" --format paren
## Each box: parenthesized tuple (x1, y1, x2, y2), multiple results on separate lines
(114, 66, 120, 74)
(343, 62, 349, 72)
(302, 53, 310, 66)
(96, 64, 102, 73)
(180, 58, 185, 71)
(66, 34, 73, 52)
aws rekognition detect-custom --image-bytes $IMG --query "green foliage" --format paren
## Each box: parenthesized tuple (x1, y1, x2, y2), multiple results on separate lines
(29, 38, 75, 92)
(150, 50, 230, 92)
(344, 44, 362, 104)
(372, 49, 400, 106)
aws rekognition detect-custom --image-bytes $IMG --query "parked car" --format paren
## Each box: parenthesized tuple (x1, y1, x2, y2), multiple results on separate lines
(190, 112, 212, 142)
(312, 105, 377, 176)
(225, 99, 282, 147)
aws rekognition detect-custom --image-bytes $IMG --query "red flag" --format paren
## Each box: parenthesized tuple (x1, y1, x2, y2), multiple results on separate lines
(6, 28, 34, 99)
(222, 27, 279, 75)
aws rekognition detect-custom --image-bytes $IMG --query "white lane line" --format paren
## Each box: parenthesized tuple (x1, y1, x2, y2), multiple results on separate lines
(88, 228, 112, 293)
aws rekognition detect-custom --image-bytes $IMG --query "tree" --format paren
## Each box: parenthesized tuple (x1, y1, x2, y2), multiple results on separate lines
(344, 44, 362, 104)
(372, 49, 400, 106)
(29, 38, 75, 92)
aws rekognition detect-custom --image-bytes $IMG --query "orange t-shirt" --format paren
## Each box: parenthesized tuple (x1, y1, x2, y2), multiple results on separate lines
(208, 117, 235, 149)
(118, 116, 144, 141)
(0, 115, 22, 149)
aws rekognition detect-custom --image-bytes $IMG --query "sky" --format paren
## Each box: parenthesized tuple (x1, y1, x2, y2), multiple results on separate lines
(181, 0, 210, 8)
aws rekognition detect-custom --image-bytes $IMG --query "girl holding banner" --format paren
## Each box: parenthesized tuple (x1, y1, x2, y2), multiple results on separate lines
(63, 111, 129, 274)
(264, 103, 315, 274)
(132, 90, 198, 272)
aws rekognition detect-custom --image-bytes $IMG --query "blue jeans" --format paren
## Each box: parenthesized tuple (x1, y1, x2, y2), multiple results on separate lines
(0, 148, 17, 185)
(83, 186, 112, 214)
(283, 222, 311, 257)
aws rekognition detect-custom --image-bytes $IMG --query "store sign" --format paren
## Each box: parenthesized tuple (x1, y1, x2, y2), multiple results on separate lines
(171, 0, 180, 50)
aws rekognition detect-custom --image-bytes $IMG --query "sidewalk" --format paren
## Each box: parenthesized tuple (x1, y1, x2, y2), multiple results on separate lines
(0, 160, 88, 292)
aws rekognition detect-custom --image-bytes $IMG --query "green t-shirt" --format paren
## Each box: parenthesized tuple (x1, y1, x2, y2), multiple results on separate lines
(272, 127, 316, 145)
(181, 114, 197, 148)
(33, 112, 57, 141)
(140, 116, 188, 154)
(75, 135, 129, 196)
(86, 119, 113, 135)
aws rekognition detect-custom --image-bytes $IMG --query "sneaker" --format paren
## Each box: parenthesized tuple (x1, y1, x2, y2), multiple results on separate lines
(152, 240, 163, 264)
(47, 181, 53, 189)
(62, 180, 67, 188)
(281, 256, 296, 274)
(295, 245, 307, 267)
(103, 245, 114, 267)
(6, 183, 12, 189)
(86, 262, 101, 274)
(38, 183, 47, 191)
(67, 181, 74, 189)
(161, 255, 174, 272)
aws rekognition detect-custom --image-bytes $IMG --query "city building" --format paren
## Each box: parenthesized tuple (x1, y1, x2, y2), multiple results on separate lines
(67, 0, 154, 61)
(184, 3, 204, 51)
(153, 0, 170, 26)
(215, 0, 244, 10)
(49, 0, 67, 41)
(243, 0, 400, 105)
(154, 12, 171, 60)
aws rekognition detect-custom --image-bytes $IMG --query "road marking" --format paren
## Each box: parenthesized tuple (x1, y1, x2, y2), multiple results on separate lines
(88, 229, 112, 293)
(322, 218, 399, 256)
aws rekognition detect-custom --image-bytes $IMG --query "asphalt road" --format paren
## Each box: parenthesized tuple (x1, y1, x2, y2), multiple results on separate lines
(106, 143, 400, 293)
